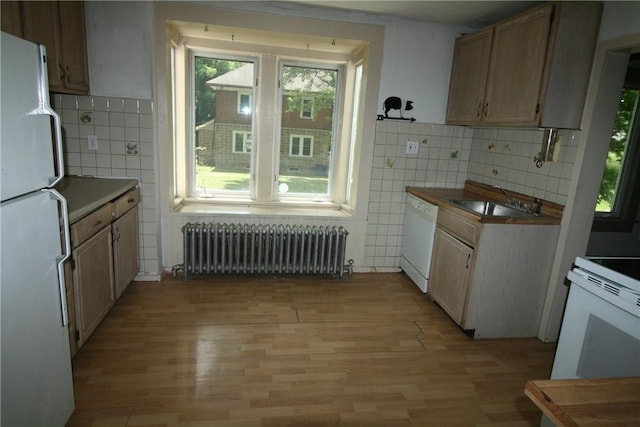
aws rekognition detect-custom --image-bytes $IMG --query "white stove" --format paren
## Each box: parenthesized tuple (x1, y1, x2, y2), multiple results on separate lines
(551, 256, 640, 381)
(569, 257, 640, 315)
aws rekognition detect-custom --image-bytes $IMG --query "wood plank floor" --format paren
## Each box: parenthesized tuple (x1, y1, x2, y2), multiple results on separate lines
(67, 273, 555, 426)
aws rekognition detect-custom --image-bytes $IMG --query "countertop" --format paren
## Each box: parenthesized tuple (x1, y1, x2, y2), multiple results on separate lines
(524, 377, 640, 426)
(55, 176, 138, 223)
(407, 181, 563, 225)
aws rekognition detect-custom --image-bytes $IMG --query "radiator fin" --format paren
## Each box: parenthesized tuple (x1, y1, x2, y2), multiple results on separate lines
(181, 223, 349, 280)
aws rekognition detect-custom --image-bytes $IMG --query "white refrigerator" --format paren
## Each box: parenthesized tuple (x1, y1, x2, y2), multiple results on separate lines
(1, 32, 75, 426)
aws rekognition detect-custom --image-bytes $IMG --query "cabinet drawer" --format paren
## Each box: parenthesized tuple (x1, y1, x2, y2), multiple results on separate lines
(70, 203, 113, 248)
(437, 208, 479, 247)
(113, 187, 140, 218)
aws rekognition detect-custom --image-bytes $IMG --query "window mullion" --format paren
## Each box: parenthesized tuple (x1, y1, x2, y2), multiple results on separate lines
(254, 55, 278, 202)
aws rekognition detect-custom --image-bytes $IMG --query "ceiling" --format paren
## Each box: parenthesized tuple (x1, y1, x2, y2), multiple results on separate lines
(283, 1, 542, 27)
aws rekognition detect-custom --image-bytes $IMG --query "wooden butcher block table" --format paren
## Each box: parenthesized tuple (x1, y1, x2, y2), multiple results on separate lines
(525, 377, 640, 426)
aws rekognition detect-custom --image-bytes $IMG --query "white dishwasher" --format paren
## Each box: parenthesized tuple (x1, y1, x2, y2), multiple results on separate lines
(400, 193, 438, 293)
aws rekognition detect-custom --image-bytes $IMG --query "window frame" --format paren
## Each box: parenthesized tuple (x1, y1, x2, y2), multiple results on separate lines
(592, 61, 640, 233)
(186, 47, 348, 203)
(159, 5, 384, 214)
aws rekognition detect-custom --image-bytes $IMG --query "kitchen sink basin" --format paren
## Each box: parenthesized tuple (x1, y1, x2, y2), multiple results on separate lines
(448, 199, 541, 218)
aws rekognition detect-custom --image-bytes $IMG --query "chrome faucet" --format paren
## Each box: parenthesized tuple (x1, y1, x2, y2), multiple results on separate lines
(493, 185, 518, 207)
(533, 198, 542, 215)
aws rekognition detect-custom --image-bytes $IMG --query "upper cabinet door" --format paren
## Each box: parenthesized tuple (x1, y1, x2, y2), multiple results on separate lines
(57, 1, 89, 93)
(483, 4, 552, 125)
(21, 1, 89, 95)
(446, 28, 493, 125)
(21, 1, 65, 91)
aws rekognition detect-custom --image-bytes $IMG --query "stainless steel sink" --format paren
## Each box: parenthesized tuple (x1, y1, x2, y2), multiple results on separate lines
(448, 199, 541, 218)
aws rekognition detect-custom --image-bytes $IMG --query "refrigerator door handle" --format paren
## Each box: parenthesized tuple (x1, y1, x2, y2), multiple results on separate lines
(28, 45, 64, 187)
(48, 189, 72, 326)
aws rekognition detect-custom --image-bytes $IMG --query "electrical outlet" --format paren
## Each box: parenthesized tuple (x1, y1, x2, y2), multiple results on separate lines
(87, 134, 98, 150)
(406, 141, 419, 154)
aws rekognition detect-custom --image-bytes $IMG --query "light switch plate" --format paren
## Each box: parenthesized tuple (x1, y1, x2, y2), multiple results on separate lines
(87, 134, 98, 150)
(406, 141, 419, 154)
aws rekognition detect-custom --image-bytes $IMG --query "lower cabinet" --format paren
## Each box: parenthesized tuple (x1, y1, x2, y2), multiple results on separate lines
(427, 207, 559, 339)
(428, 227, 474, 326)
(113, 207, 139, 299)
(64, 186, 140, 356)
(73, 226, 115, 347)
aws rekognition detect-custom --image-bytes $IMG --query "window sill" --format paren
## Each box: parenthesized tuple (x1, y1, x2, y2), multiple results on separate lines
(173, 197, 354, 218)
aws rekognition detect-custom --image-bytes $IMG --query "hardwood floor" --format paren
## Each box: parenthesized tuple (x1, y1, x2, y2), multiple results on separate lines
(67, 273, 555, 426)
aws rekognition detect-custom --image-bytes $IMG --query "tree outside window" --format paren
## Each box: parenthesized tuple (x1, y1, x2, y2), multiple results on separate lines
(596, 88, 639, 213)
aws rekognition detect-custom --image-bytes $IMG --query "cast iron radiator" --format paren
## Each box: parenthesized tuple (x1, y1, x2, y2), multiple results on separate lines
(176, 223, 352, 280)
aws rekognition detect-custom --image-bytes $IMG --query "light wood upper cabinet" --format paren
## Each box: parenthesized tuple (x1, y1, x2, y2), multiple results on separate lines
(21, 1, 89, 94)
(483, 5, 552, 124)
(446, 2, 602, 129)
(445, 28, 493, 123)
(57, 1, 89, 93)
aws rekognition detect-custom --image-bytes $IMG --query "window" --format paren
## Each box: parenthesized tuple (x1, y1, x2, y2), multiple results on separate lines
(188, 52, 344, 200)
(233, 131, 252, 153)
(289, 135, 313, 157)
(238, 92, 252, 115)
(593, 53, 640, 232)
(300, 97, 313, 119)
(162, 8, 382, 209)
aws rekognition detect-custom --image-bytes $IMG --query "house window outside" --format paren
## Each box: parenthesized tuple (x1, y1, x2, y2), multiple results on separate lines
(289, 135, 313, 157)
(238, 92, 252, 115)
(233, 131, 252, 153)
(300, 97, 313, 119)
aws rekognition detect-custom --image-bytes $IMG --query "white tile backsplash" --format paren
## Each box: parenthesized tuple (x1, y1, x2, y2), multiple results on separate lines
(53, 94, 160, 279)
(468, 127, 578, 204)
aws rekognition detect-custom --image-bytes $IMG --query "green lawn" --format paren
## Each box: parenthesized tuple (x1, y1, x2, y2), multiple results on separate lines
(195, 165, 328, 194)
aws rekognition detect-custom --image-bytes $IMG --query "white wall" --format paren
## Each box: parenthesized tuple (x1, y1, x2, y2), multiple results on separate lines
(84, 1, 153, 99)
(378, 19, 468, 123)
(597, 1, 640, 42)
